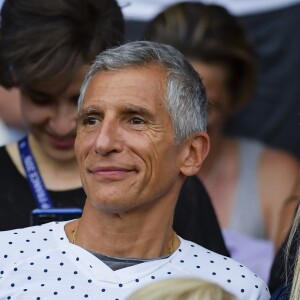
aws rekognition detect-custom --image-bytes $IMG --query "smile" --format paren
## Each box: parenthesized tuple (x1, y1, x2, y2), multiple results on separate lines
(88, 166, 135, 181)
(48, 134, 76, 149)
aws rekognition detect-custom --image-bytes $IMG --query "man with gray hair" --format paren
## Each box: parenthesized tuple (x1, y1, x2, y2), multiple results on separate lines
(0, 41, 269, 299)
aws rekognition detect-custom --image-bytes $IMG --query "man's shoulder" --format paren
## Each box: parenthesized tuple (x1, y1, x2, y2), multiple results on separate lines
(0, 222, 67, 269)
(173, 238, 245, 273)
(0, 220, 65, 238)
(171, 238, 270, 299)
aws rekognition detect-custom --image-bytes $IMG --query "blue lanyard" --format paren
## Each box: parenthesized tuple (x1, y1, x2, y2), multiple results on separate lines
(18, 136, 54, 209)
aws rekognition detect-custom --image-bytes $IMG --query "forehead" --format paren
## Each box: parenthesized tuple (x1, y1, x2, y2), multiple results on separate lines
(82, 65, 167, 111)
(191, 61, 231, 98)
(192, 62, 228, 87)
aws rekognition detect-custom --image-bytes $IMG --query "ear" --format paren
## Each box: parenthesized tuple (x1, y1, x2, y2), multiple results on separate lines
(180, 132, 210, 176)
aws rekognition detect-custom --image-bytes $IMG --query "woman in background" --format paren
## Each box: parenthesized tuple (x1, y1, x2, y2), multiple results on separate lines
(0, 0, 124, 230)
(144, 1, 300, 281)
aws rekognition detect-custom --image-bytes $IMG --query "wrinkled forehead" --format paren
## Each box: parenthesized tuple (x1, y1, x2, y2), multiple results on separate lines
(85, 64, 167, 100)
(79, 65, 171, 121)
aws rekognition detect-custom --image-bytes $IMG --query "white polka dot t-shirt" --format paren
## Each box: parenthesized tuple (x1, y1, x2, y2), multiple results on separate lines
(0, 221, 270, 300)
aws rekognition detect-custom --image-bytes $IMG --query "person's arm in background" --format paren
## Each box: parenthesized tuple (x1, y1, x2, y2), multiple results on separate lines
(260, 147, 300, 249)
(275, 189, 300, 250)
(0, 86, 25, 128)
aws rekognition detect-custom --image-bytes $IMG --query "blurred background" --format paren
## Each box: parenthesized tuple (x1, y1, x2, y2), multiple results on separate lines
(119, 0, 300, 160)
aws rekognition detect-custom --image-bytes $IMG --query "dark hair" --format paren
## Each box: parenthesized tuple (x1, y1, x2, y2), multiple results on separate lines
(0, 0, 124, 91)
(143, 1, 255, 110)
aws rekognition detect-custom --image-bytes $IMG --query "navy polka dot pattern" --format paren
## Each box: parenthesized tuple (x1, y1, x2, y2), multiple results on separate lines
(0, 221, 270, 299)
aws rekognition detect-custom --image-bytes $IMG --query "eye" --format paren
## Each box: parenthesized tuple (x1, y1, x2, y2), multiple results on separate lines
(88, 117, 100, 125)
(29, 95, 53, 106)
(82, 116, 101, 126)
(21, 88, 53, 106)
(130, 117, 146, 125)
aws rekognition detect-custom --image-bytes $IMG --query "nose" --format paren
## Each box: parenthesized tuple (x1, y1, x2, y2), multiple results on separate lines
(94, 116, 124, 156)
(50, 103, 77, 136)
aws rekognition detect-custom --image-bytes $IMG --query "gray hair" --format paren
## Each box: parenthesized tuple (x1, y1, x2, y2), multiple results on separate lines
(78, 41, 207, 144)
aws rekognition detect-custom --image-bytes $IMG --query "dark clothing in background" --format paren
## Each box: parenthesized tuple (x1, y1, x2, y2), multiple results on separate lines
(175, 176, 230, 257)
(269, 206, 300, 295)
(0, 146, 229, 256)
(0, 146, 86, 231)
(270, 281, 292, 300)
(269, 239, 294, 298)
(226, 3, 300, 160)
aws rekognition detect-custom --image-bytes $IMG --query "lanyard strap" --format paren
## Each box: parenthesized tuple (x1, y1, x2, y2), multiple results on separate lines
(18, 136, 54, 209)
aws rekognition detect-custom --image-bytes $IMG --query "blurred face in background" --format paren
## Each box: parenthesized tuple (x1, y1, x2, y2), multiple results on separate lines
(20, 65, 89, 162)
(191, 60, 232, 141)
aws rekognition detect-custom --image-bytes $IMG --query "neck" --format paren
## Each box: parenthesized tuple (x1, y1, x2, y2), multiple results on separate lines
(66, 200, 179, 259)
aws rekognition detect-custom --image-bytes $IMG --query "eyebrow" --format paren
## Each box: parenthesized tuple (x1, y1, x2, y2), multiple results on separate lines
(122, 104, 155, 119)
(79, 104, 155, 120)
(78, 107, 102, 121)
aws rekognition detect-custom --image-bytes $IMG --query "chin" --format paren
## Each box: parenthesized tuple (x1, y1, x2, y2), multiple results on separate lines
(91, 201, 129, 214)
(47, 148, 76, 163)
(88, 193, 136, 213)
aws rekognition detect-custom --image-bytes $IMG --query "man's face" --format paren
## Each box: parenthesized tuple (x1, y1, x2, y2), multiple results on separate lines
(75, 65, 187, 213)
